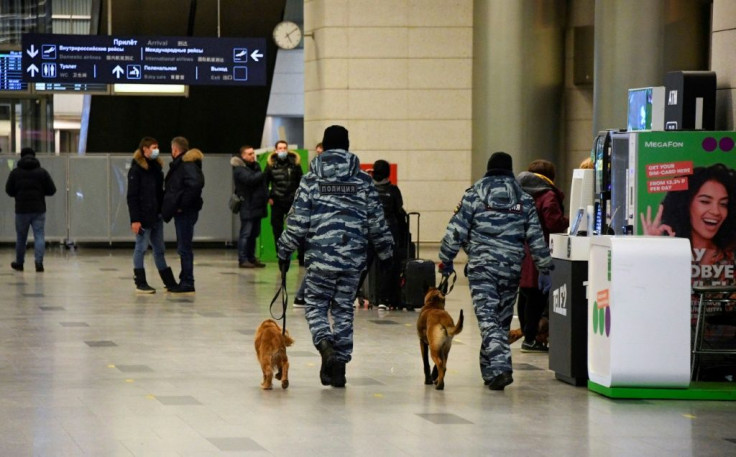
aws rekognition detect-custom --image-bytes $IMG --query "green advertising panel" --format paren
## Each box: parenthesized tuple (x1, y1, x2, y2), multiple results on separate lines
(634, 131, 736, 291)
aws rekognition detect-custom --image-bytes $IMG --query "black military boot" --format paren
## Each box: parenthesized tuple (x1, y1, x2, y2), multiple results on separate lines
(133, 268, 155, 294)
(316, 340, 335, 386)
(158, 267, 178, 291)
(331, 361, 346, 388)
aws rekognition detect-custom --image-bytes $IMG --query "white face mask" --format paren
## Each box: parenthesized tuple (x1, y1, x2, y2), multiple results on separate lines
(150, 148, 160, 159)
(277, 151, 288, 160)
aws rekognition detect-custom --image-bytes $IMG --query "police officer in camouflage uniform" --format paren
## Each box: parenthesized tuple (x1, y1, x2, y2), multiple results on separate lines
(439, 152, 552, 390)
(277, 125, 393, 388)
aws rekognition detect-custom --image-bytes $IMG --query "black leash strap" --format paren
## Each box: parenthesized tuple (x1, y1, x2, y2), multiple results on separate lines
(269, 271, 288, 335)
(438, 271, 457, 295)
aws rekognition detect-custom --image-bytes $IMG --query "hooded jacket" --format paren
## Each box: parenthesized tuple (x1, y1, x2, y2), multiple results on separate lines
(277, 148, 394, 273)
(231, 156, 268, 219)
(439, 169, 551, 279)
(162, 148, 204, 222)
(5, 155, 56, 213)
(264, 150, 302, 204)
(517, 171, 568, 287)
(374, 178, 408, 250)
(127, 149, 165, 228)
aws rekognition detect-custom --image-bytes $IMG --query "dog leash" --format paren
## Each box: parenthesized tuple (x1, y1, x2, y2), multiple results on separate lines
(269, 270, 288, 336)
(438, 271, 457, 295)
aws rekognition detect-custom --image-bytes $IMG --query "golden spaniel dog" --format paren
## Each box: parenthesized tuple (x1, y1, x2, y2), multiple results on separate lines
(416, 287, 464, 390)
(254, 319, 294, 390)
(508, 316, 549, 345)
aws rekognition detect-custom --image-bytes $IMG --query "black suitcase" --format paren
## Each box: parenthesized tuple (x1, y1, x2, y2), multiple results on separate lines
(401, 212, 435, 309)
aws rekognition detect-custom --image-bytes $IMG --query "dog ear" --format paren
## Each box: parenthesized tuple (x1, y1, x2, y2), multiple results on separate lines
(283, 330, 295, 347)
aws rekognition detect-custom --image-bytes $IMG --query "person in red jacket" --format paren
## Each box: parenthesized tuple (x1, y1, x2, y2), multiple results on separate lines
(516, 160, 569, 352)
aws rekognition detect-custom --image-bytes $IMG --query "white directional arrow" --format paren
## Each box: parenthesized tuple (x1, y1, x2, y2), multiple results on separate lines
(112, 65, 124, 78)
(26, 45, 38, 58)
(250, 50, 263, 62)
(26, 64, 39, 77)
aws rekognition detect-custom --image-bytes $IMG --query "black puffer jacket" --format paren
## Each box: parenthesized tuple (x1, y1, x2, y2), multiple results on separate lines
(374, 179, 408, 249)
(127, 149, 165, 228)
(5, 155, 56, 213)
(162, 149, 205, 222)
(231, 156, 268, 219)
(264, 150, 302, 204)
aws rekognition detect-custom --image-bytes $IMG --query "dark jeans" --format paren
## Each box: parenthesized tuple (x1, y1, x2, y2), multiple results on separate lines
(518, 287, 547, 343)
(174, 211, 199, 287)
(15, 212, 46, 265)
(270, 200, 291, 244)
(238, 217, 262, 263)
(271, 200, 304, 261)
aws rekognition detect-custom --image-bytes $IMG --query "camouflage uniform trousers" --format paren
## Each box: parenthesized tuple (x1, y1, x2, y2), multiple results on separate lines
(303, 269, 362, 364)
(468, 267, 519, 382)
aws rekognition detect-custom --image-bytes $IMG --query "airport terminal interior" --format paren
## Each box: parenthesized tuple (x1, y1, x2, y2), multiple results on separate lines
(1, 246, 735, 456)
(2, 0, 736, 455)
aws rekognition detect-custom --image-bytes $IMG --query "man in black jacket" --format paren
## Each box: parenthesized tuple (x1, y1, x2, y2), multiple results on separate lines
(162, 137, 204, 293)
(264, 140, 303, 262)
(5, 147, 56, 272)
(126, 136, 178, 293)
(231, 145, 268, 268)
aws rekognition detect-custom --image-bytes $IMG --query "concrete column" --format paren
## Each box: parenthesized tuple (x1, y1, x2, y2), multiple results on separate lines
(473, 0, 565, 181)
(593, 0, 710, 134)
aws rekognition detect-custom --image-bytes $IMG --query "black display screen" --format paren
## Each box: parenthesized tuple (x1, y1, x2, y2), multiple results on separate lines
(22, 33, 268, 87)
(0, 50, 28, 91)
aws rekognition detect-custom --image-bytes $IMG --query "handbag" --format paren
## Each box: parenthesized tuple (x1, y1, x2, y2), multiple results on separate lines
(228, 192, 244, 213)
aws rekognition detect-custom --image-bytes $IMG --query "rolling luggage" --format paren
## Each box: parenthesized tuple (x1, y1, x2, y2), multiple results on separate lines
(401, 212, 435, 309)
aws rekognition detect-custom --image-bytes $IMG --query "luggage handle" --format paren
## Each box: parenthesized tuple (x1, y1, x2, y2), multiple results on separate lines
(407, 211, 420, 259)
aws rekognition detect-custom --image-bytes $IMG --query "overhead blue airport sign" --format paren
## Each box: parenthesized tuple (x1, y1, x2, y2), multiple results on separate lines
(21, 33, 267, 86)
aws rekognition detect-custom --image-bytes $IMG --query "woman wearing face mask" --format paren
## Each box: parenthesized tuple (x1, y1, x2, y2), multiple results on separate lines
(126, 136, 178, 293)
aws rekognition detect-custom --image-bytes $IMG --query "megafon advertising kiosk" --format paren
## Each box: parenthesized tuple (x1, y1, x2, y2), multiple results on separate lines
(627, 131, 736, 301)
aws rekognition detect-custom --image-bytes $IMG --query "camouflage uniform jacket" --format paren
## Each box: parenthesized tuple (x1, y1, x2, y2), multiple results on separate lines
(439, 170, 552, 279)
(278, 149, 394, 273)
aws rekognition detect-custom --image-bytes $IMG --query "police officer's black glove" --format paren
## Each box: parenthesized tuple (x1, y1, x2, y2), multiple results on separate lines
(278, 257, 291, 274)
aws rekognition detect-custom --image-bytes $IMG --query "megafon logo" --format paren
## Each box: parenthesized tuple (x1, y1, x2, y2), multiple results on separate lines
(645, 141, 684, 148)
(702, 136, 735, 153)
(592, 289, 611, 338)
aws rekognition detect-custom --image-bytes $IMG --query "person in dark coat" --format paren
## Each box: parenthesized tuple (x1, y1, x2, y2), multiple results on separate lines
(369, 159, 408, 309)
(162, 137, 204, 294)
(231, 145, 268, 268)
(264, 140, 303, 263)
(126, 136, 178, 293)
(517, 159, 569, 352)
(5, 147, 56, 272)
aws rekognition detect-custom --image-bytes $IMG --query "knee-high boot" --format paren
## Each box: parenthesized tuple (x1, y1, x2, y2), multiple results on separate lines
(134, 268, 155, 294)
(158, 267, 178, 291)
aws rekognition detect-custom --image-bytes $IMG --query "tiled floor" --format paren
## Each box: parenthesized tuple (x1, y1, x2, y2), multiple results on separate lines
(1, 246, 735, 456)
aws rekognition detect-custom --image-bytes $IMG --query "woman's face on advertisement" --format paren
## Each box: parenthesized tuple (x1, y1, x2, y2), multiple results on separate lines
(689, 179, 728, 242)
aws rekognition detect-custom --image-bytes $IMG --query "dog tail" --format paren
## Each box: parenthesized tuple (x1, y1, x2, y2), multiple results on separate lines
(283, 329, 295, 347)
(448, 309, 464, 336)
